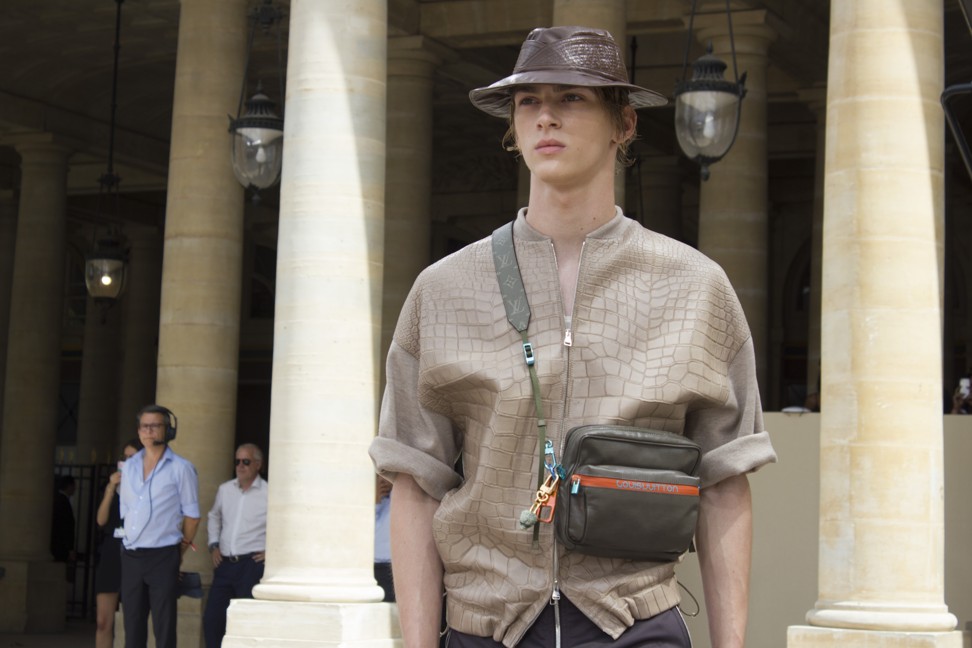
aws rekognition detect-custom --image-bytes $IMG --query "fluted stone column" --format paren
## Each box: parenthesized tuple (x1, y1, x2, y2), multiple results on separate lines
(223, 0, 392, 644)
(75, 292, 122, 465)
(153, 1, 247, 644)
(788, 1, 964, 646)
(0, 190, 16, 453)
(638, 156, 684, 239)
(381, 36, 440, 379)
(0, 137, 71, 633)
(115, 224, 162, 449)
(552, 0, 627, 208)
(695, 11, 775, 397)
(799, 86, 827, 406)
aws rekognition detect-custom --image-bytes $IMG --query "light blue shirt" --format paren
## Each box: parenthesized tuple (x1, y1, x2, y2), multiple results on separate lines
(119, 447, 200, 550)
(374, 495, 391, 563)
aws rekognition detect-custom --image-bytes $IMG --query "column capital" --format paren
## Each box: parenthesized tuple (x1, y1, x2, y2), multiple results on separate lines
(2, 132, 74, 158)
(388, 35, 453, 69)
(693, 10, 777, 55)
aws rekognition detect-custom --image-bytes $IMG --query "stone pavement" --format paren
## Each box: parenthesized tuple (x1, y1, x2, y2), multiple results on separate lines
(0, 620, 93, 648)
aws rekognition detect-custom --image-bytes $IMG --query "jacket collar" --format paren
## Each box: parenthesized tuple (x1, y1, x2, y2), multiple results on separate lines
(513, 206, 629, 242)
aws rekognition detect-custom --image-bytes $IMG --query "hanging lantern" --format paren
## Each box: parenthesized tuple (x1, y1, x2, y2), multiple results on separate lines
(85, 236, 127, 301)
(674, 0, 748, 180)
(229, 91, 284, 190)
(85, 0, 128, 302)
(229, 0, 286, 198)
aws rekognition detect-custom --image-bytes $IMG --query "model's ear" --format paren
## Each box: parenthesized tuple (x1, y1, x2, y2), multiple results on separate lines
(619, 105, 637, 143)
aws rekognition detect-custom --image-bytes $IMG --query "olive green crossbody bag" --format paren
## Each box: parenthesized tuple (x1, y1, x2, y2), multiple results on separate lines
(492, 221, 701, 562)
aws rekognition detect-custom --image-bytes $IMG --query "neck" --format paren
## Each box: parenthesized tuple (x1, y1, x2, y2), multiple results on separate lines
(525, 175, 617, 247)
(239, 475, 256, 491)
(144, 444, 166, 461)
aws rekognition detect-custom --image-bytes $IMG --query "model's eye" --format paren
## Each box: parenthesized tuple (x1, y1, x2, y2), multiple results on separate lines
(563, 93, 584, 102)
(516, 95, 539, 106)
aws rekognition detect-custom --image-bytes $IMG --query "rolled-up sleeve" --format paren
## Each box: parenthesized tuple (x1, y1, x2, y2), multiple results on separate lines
(686, 336, 778, 488)
(369, 341, 462, 501)
(179, 462, 201, 519)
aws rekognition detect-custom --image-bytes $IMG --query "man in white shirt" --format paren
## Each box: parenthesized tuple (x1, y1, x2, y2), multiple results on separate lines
(202, 443, 268, 648)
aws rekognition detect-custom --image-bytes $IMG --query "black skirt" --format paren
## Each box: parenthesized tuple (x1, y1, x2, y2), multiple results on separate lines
(94, 493, 123, 595)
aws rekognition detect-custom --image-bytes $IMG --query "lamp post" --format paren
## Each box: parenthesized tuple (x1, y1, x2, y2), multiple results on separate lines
(228, 0, 286, 198)
(674, 0, 747, 180)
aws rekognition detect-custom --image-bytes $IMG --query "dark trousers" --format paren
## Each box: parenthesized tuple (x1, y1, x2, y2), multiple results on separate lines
(120, 545, 181, 648)
(445, 598, 692, 648)
(202, 554, 265, 648)
(374, 562, 395, 602)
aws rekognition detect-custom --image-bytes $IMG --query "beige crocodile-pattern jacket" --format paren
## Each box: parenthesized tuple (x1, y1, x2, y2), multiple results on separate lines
(370, 209, 777, 647)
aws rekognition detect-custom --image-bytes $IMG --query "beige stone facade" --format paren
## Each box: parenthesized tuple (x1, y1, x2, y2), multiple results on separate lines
(1, 1, 971, 646)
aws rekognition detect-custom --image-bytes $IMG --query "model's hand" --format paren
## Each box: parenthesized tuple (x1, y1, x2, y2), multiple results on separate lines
(252, 552, 265, 563)
(211, 547, 223, 568)
(108, 471, 122, 487)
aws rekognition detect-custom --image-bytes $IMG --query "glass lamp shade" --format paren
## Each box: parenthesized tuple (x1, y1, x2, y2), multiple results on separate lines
(674, 89, 740, 160)
(230, 92, 284, 190)
(85, 256, 127, 300)
(674, 51, 746, 176)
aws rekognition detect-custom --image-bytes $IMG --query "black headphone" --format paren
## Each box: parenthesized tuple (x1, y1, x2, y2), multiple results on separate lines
(136, 404, 178, 443)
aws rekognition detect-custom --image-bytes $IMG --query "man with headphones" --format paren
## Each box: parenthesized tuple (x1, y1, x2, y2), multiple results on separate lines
(118, 404, 200, 648)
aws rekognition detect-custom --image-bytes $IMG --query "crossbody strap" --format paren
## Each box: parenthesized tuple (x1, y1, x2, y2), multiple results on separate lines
(492, 221, 548, 545)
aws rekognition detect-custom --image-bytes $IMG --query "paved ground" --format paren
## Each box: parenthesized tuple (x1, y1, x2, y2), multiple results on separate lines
(0, 620, 93, 648)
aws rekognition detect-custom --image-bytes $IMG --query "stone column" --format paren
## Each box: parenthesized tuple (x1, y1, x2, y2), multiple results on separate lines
(0, 190, 16, 451)
(799, 86, 827, 406)
(638, 156, 684, 239)
(74, 292, 122, 465)
(115, 224, 162, 449)
(223, 0, 391, 644)
(381, 36, 440, 379)
(0, 137, 71, 633)
(154, 1, 247, 644)
(788, 1, 964, 646)
(552, 0, 628, 208)
(695, 10, 775, 396)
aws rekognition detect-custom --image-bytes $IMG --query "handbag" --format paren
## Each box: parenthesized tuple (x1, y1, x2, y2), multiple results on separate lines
(555, 424, 701, 561)
(492, 221, 701, 561)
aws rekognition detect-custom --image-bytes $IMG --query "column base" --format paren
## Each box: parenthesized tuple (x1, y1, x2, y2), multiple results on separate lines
(0, 560, 66, 633)
(788, 626, 970, 648)
(807, 604, 958, 632)
(252, 567, 385, 603)
(222, 598, 400, 647)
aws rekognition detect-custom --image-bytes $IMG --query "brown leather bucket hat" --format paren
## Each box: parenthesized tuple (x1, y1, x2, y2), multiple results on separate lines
(469, 26, 668, 119)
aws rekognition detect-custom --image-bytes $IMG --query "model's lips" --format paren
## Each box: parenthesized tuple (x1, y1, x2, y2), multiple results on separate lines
(535, 139, 565, 153)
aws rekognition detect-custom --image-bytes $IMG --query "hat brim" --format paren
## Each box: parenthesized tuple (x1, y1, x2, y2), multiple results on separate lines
(468, 70, 668, 119)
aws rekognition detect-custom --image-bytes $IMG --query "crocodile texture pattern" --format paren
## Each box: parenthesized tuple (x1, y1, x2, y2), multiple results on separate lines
(387, 213, 760, 647)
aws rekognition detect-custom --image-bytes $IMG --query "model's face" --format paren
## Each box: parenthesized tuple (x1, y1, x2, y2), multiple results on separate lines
(123, 445, 138, 460)
(137, 412, 167, 446)
(512, 85, 623, 187)
(235, 447, 261, 484)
